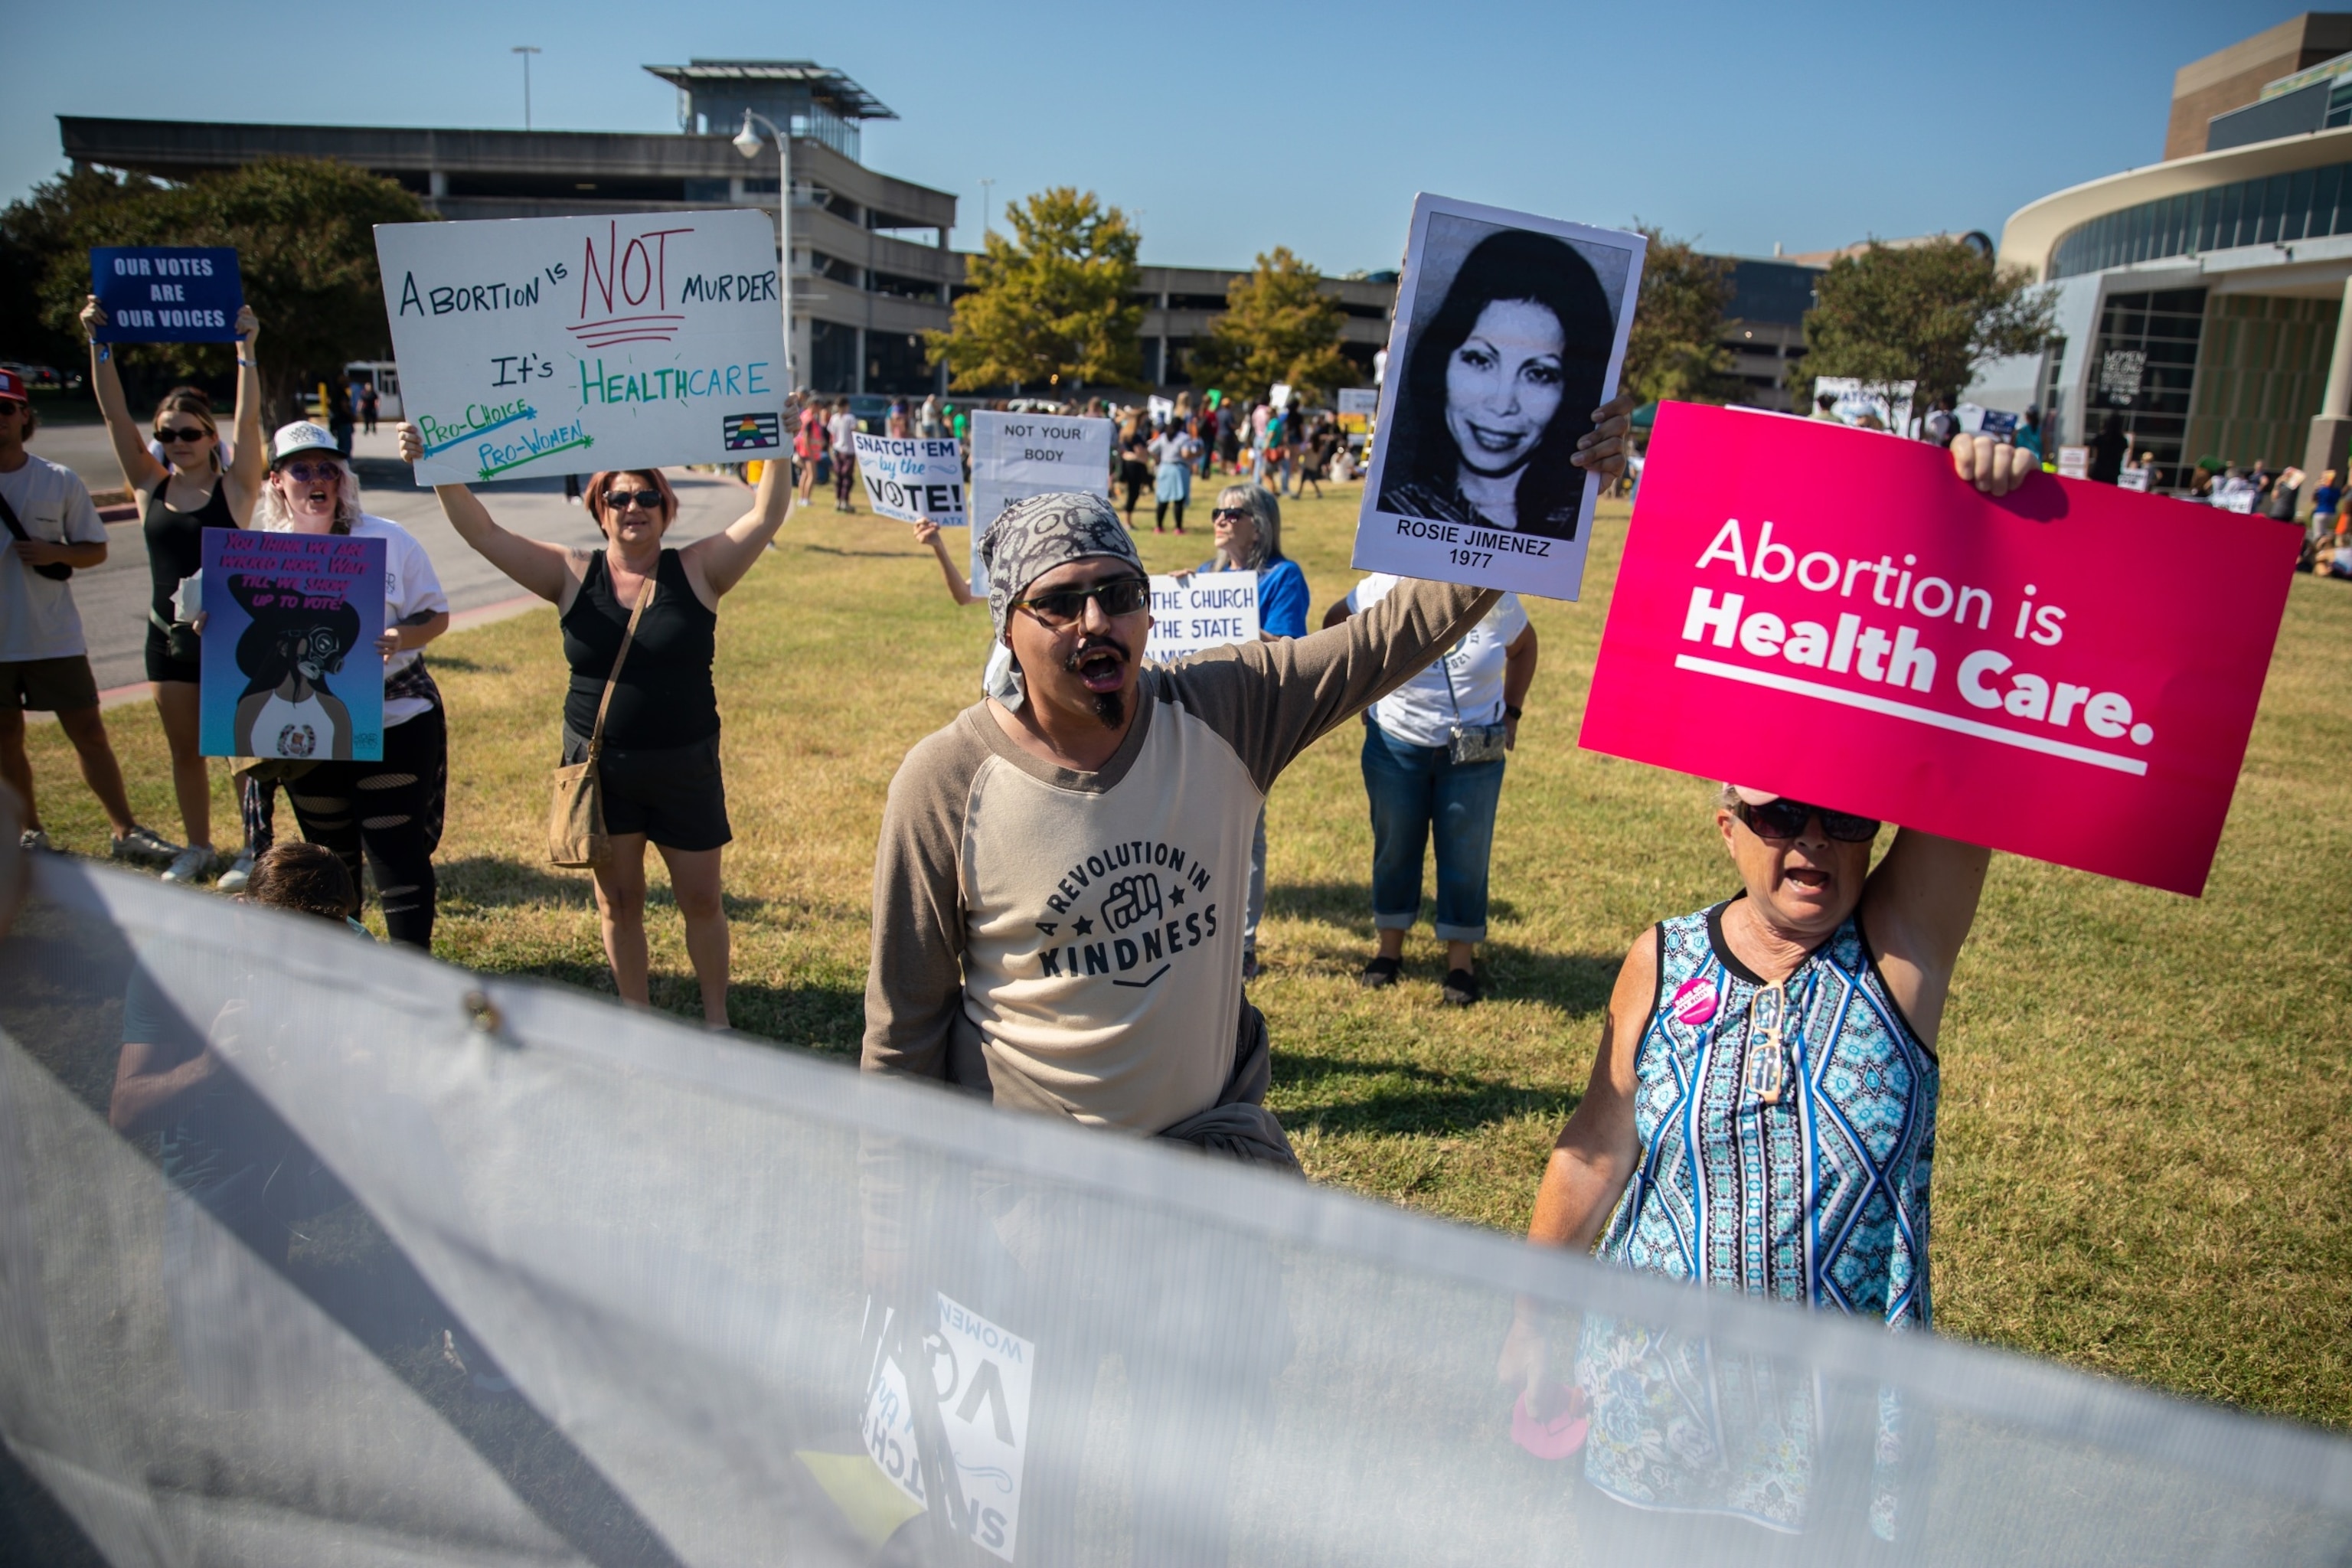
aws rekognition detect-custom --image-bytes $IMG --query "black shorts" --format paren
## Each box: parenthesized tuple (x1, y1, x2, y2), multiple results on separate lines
(560, 727, 732, 851)
(144, 625, 201, 687)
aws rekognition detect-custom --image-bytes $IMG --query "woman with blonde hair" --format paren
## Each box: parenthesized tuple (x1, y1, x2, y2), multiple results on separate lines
(398, 426, 790, 1024)
(80, 296, 266, 881)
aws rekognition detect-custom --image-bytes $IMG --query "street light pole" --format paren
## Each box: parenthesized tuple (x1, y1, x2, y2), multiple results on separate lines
(734, 109, 796, 396)
(511, 47, 540, 131)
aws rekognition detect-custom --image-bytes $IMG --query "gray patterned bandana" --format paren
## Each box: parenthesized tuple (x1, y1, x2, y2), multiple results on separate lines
(981, 491, 1145, 639)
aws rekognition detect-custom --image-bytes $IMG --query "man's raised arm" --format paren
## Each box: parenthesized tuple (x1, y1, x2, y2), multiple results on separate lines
(1181, 577, 1501, 793)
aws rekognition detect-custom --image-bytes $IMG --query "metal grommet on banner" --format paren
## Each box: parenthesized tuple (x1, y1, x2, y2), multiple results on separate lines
(461, 988, 510, 1044)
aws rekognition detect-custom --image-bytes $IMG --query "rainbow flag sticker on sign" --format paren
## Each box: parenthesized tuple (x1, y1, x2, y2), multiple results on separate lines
(725, 411, 781, 451)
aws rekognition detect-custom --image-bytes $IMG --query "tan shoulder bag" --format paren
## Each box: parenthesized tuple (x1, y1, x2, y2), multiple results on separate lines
(548, 573, 655, 868)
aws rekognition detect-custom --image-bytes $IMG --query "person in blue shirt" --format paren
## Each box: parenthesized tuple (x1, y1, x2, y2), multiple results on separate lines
(1201, 483, 1308, 979)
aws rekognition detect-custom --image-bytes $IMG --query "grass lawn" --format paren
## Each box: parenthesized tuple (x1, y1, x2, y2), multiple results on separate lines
(18, 472, 2350, 1429)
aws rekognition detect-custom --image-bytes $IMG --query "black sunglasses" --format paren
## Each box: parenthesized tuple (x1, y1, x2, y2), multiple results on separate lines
(157, 426, 211, 444)
(1014, 575, 1151, 626)
(1211, 507, 1252, 521)
(1733, 798, 1881, 844)
(604, 488, 664, 511)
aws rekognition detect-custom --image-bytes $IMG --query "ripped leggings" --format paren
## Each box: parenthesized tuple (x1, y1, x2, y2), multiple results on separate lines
(284, 704, 447, 950)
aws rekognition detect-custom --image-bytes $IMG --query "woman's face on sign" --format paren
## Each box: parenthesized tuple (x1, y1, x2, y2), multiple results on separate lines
(1443, 298, 1566, 479)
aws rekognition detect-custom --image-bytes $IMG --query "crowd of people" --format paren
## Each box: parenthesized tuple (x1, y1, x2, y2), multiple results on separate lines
(0, 282, 2194, 1548)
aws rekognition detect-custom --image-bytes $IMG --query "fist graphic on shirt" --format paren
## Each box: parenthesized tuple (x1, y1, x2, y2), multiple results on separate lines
(1099, 874, 1165, 934)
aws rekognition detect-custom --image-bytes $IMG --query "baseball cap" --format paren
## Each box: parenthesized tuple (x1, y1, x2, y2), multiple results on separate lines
(0, 367, 27, 403)
(270, 421, 340, 465)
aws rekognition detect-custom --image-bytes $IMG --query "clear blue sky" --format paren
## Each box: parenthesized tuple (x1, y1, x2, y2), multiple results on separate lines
(5, 0, 2280, 270)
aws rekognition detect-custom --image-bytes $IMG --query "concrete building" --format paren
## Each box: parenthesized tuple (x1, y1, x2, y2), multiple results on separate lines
(1970, 17, 2352, 491)
(1719, 257, 1822, 410)
(2169, 12, 2352, 159)
(57, 64, 1396, 403)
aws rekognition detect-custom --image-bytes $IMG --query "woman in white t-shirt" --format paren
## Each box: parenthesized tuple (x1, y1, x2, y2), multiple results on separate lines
(251, 422, 450, 949)
(1326, 573, 1539, 1005)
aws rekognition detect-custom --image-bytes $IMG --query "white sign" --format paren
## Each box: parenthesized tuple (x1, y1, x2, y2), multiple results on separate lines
(1813, 376, 1916, 436)
(1337, 387, 1379, 417)
(1146, 394, 1174, 424)
(1351, 192, 1646, 602)
(862, 1293, 1034, 1563)
(1268, 381, 1292, 412)
(2057, 444, 2092, 480)
(1146, 572, 1261, 661)
(376, 210, 784, 485)
(852, 433, 965, 525)
(968, 410, 1113, 596)
(2118, 466, 2152, 492)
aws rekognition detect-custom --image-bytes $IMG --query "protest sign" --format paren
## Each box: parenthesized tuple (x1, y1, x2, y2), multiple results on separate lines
(90, 248, 242, 344)
(1813, 377, 1916, 435)
(852, 433, 965, 525)
(1268, 382, 1292, 412)
(1578, 403, 2297, 897)
(199, 529, 387, 762)
(2119, 467, 2151, 492)
(375, 210, 782, 485)
(1147, 395, 1174, 424)
(1146, 572, 1261, 662)
(863, 1292, 1034, 1562)
(1351, 193, 1645, 602)
(2057, 445, 2091, 479)
(968, 410, 1114, 596)
(1336, 387, 1379, 433)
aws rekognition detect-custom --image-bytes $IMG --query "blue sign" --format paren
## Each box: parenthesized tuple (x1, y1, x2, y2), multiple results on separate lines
(90, 247, 243, 344)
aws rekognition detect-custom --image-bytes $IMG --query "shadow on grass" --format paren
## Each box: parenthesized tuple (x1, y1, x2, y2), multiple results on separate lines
(473, 953, 865, 1058)
(1266, 879, 1521, 930)
(796, 542, 920, 560)
(422, 652, 509, 674)
(436, 855, 773, 918)
(1272, 1048, 1580, 1138)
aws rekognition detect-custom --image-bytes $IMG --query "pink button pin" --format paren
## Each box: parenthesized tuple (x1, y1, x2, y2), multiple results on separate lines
(1672, 974, 1719, 1027)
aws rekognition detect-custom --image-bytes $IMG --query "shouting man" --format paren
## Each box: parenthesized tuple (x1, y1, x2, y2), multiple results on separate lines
(863, 402, 1629, 1165)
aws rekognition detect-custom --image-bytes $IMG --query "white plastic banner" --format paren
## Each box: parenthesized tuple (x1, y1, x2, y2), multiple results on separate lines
(853, 433, 966, 525)
(968, 410, 1114, 596)
(863, 1293, 1035, 1561)
(377, 209, 785, 484)
(1146, 571, 1260, 661)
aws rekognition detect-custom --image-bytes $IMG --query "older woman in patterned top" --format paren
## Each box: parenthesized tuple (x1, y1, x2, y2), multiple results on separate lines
(1496, 433, 2039, 1546)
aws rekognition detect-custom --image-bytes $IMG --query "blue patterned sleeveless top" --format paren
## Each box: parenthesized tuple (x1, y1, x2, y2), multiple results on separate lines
(1596, 899, 1939, 1325)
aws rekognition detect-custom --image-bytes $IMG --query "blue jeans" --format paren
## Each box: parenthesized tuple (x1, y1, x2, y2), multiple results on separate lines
(1361, 716, 1505, 944)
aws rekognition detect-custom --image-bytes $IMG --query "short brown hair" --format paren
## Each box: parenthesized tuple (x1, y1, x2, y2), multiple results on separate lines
(244, 843, 358, 923)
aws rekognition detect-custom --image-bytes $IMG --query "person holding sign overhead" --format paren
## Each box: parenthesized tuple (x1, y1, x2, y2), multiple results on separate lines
(80, 295, 266, 884)
(260, 422, 449, 949)
(397, 425, 790, 1025)
(1498, 434, 2043, 1538)
(1324, 570, 1536, 1006)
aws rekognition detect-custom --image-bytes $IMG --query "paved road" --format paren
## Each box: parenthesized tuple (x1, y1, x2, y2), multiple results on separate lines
(24, 423, 755, 693)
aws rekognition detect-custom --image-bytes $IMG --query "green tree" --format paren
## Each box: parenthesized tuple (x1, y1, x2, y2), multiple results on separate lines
(928, 188, 1142, 394)
(0, 165, 161, 368)
(1799, 238, 2053, 421)
(1622, 227, 1736, 406)
(1187, 247, 1354, 401)
(28, 158, 434, 420)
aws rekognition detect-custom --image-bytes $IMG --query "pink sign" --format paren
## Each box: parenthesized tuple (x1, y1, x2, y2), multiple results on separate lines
(1579, 404, 2297, 896)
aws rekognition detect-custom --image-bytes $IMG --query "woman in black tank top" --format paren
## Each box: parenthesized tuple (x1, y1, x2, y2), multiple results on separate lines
(396, 428, 792, 1027)
(82, 296, 266, 884)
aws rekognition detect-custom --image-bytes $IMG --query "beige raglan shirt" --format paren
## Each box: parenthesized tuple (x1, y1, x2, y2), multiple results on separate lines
(862, 575, 1500, 1134)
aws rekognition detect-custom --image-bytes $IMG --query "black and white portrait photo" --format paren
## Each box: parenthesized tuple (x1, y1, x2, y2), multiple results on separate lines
(1354, 196, 1645, 600)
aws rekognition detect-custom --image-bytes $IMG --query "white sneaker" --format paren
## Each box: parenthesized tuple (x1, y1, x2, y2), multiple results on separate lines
(216, 848, 256, 893)
(18, 828, 52, 853)
(160, 845, 217, 884)
(109, 824, 181, 867)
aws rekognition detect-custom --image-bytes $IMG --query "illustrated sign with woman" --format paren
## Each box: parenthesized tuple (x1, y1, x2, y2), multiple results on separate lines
(198, 530, 387, 761)
(1353, 194, 1645, 600)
